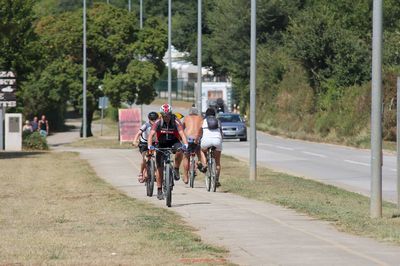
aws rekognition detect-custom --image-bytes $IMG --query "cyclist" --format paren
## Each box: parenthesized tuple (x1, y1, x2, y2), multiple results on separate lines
(133, 112, 159, 183)
(182, 106, 203, 184)
(200, 107, 223, 187)
(147, 104, 188, 200)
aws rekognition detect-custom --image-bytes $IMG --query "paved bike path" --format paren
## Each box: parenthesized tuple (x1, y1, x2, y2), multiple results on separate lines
(54, 145, 400, 266)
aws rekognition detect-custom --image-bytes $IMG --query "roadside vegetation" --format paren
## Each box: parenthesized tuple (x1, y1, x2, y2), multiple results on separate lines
(219, 155, 400, 245)
(0, 151, 228, 264)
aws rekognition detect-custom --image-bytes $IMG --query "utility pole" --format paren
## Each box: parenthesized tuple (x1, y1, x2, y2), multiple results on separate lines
(168, 0, 172, 105)
(370, 0, 383, 218)
(249, 0, 257, 181)
(140, 0, 143, 122)
(128, 0, 131, 12)
(83, 0, 87, 138)
(397, 76, 400, 210)
(197, 0, 202, 113)
(140, 0, 143, 28)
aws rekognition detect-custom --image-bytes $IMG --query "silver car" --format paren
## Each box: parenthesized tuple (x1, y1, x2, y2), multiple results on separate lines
(217, 113, 247, 141)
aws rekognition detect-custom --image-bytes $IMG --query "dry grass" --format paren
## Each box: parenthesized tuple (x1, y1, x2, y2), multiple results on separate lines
(220, 155, 400, 245)
(68, 118, 133, 149)
(0, 151, 228, 265)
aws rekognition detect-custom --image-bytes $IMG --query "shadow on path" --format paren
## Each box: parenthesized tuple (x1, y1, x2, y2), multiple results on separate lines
(0, 151, 46, 159)
(173, 201, 211, 208)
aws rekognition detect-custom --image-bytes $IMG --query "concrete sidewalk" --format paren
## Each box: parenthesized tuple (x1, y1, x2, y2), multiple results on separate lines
(51, 144, 400, 266)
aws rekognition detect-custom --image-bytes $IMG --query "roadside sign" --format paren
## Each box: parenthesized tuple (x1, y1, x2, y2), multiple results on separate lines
(0, 71, 15, 78)
(98, 96, 108, 109)
(0, 101, 17, 107)
(0, 79, 16, 85)
(118, 108, 141, 143)
(0, 71, 16, 107)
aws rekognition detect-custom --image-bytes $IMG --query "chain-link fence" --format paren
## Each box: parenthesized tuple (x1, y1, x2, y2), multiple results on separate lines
(154, 79, 195, 102)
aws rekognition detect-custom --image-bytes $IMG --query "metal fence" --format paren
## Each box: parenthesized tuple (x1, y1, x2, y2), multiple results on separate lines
(154, 79, 195, 102)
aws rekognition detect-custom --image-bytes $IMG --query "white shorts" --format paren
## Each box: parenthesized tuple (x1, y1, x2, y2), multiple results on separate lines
(201, 137, 222, 151)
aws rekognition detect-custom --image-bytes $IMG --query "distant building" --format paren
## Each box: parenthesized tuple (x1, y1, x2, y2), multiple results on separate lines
(163, 46, 214, 84)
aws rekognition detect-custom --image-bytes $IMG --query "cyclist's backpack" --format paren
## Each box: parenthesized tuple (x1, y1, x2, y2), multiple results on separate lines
(206, 116, 219, 130)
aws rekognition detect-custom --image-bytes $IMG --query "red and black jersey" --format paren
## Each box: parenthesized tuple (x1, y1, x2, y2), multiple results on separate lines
(151, 115, 183, 144)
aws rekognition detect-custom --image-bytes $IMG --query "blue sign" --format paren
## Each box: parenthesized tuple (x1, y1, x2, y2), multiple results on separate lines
(98, 96, 109, 109)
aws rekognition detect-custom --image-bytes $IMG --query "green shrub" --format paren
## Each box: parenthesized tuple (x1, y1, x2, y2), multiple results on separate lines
(22, 132, 48, 150)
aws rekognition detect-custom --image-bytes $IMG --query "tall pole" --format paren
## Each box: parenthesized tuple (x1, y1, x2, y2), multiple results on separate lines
(0, 106, 4, 150)
(370, 0, 383, 218)
(140, 0, 143, 28)
(397, 76, 400, 209)
(107, 0, 109, 4)
(249, 0, 257, 181)
(128, 0, 131, 12)
(168, 0, 172, 105)
(83, 0, 87, 138)
(196, 0, 202, 113)
(140, 0, 143, 122)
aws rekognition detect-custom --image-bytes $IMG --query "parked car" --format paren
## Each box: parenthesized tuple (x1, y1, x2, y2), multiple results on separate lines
(217, 113, 247, 141)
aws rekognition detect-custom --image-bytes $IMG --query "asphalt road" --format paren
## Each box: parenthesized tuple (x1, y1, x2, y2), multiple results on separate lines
(143, 103, 398, 203)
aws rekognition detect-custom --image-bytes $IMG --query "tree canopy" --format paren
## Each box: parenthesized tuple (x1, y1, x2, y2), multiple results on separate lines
(20, 3, 167, 134)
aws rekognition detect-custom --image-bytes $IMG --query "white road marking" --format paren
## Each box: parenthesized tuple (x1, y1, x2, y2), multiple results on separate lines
(344, 160, 370, 167)
(276, 146, 295, 151)
(258, 143, 295, 151)
(390, 168, 397, 172)
(301, 151, 327, 158)
(258, 143, 275, 147)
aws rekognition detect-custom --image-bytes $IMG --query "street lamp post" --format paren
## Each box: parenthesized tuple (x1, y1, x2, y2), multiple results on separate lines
(370, 0, 383, 218)
(397, 76, 400, 210)
(197, 0, 202, 113)
(140, 0, 143, 122)
(140, 0, 143, 28)
(168, 0, 172, 105)
(82, 0, 87, 138)
(249, 0, 257, 181)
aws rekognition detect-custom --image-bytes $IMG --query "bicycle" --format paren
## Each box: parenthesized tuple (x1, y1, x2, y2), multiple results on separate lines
(205, 146, 217, 192)
(145, 151, 157, 197)
(154, 147, 180, 207)
(189, 150, 197, 188)
(187, 139, 197, 188)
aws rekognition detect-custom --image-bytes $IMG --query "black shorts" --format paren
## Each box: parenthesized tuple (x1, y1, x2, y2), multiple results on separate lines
(156, 140, 182, 167)
(186, 142, 199, 155)
(138, 142, 148, 154)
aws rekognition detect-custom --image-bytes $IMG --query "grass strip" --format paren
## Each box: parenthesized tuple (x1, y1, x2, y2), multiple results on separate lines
(0, 151, 228, 265)
(220, 155, 400, 245)
(67, 117, 132, 149)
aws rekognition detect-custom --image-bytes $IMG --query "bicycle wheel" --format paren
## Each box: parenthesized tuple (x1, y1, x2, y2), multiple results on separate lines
(189, 156, 196, 188)
(205, 156, 211, 192)
(165, 164, 172, 207)
(146, 159, 156, 197)
(209, 158, 217, 192)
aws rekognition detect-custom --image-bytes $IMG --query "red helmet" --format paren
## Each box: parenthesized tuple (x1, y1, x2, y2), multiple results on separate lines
(160, 104, 172, 115)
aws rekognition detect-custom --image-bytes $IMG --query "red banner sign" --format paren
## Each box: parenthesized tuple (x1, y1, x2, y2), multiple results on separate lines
(118, 108, 141, 143)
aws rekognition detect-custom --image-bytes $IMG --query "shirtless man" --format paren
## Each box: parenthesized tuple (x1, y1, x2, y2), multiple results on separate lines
(182, 107, 203, 184)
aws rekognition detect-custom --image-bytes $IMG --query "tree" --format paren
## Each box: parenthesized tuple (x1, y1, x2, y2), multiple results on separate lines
(20, 60, 80, 129)
(21, 3, 167, 135)
(287, 5, 370, 92)
(0, 0, 38, 82)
